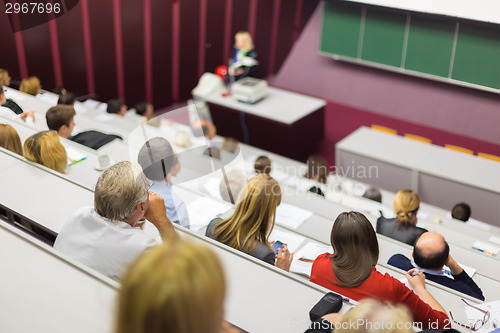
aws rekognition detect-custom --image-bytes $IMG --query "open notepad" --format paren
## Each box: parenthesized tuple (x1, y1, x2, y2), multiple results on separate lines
(186, 197, 232, 232)
(275, 203, 313, 229)
(289, 241, 332, 278)
(63, 145, 87, 166)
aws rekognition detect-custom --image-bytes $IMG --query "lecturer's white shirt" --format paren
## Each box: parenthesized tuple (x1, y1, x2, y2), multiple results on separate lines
(54, 206, 161, 280)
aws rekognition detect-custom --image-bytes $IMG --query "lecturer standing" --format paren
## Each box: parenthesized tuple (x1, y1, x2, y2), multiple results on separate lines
(230, 31, 258, 81)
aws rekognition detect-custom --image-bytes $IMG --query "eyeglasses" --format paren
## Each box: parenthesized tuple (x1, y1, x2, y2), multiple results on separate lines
(449, 299, 490, 331)
(147, 180, 154, 190)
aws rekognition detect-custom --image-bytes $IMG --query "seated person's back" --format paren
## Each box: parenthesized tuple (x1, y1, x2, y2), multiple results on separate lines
(206, 173, 292, 272)
(310, 211, 448, 330)
(137, 137, 190, 229)
(388, 232, 484, 301)
(377, 189, 426, 246)
(54, 161, 177, 279)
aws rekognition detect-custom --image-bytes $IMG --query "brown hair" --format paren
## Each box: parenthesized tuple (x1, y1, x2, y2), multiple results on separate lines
(393, 189, 420, 228)
(0, 124, 23, 155)
(254, 155, 272, 174)
(304, 154, 327, 184)
(46, 105, 76, 132)
(329, 211, 379, 288)
(213, 173, 281, 254)
(19, 76, 41, 96)
(23, 131, 67, 173)
(0, 69, 9, 86)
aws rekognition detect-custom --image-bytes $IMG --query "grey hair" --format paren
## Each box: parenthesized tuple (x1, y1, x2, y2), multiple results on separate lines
(219, 170, 247, 204)
(94, 161, 149, 221)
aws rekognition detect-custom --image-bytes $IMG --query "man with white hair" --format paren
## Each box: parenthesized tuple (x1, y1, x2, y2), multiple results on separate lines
(54, 161, 177, 280)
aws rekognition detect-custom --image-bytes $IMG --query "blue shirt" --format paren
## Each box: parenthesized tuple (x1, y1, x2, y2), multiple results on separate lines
(150, 180, 190, 229)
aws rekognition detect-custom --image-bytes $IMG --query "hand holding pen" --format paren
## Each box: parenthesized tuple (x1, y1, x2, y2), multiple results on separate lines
(405, 268, 426, 292)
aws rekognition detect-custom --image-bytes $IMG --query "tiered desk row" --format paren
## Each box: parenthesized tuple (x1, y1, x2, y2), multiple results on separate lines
(1, 89, 499, 332)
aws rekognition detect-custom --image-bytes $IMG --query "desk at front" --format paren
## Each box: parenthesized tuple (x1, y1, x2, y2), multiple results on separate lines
(205, 87, 326, 161)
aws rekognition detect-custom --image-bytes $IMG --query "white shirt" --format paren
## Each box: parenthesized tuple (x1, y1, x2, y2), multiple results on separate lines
(54, 206, 161, 280)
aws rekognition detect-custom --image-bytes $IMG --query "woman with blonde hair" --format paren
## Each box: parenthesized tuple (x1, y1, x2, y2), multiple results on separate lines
(376, 189, 427, 246)
(116, 241, 237, 333)
(230, 31, 258, 80)
(23, 130, 67, 173)
(0, 124, 23, 155)
(310, 212, 448, 330)
(19, 76, 41, 96)
(206, 173, 293, 271)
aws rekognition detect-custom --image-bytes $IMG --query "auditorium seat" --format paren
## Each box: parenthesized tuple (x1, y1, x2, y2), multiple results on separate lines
(371, 124, 397, 135)
(404, 133, 432, 144)
(444, 144, 473, 155)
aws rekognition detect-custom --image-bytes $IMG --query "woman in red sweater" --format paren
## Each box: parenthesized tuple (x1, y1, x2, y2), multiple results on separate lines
(310, 212, 449, 330)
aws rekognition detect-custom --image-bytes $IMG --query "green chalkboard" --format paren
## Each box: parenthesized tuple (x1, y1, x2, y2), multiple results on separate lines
(320, 0, 500, 92)
(452, 23, 500, 89)
(405, 17, 455, 77)
(320, 1, 361, 58)
(361, 8, 406, 67)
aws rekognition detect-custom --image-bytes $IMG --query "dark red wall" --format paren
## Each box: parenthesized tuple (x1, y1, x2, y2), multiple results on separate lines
(0, 0, 318, 108)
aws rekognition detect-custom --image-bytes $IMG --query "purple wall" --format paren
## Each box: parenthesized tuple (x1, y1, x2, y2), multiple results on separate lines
(270, 2, 500, 145)
(0, 0, 319, 108)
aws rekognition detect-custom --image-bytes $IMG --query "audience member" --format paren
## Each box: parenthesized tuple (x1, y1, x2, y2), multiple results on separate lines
(138, 137, 190, 229)
(388, 232, 484, 300)
(23, 130, 67, 173)
(166, 153, 180, 185)
(192, 119, 216, 139)
(306, 299, 457, 333)
(254, 155, 272, 175)
(304, 154, 327, 197)
(0, 124, 23, 155)
(107, 98, 127, 116)
(222, 137, 239, 153)
(377, 189, 427, 246)
(19, 76, 41, 96)
(0, 84, 34, 120)
(54, 161, 178, 279)
(206, 174, 293, 271)
(310, 211, 448, 329)
(57, 92, 76, 105)
(52, 86, 67, 96)
(363, 187, 382, 203)
(116, 240, 238, 333)
(134, 101, 154, 120)
(451, 203, 471, 222)
(46, 105, 76, 139)
(0, 68, 11, 86)
(219, 169, 246, 204)
(204, 146, 221, 159)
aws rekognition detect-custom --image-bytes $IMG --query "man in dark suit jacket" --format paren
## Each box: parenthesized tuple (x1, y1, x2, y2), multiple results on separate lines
(388, 232, 484, 301)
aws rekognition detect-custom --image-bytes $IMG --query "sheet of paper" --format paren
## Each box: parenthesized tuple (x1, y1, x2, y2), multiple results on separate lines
(465, 299, 500, 333)
(63, 144, 87, 166)
(282, 176, 321, 192)
(275, 203, 313, 229)
(488, 236, 500, 246)
(467, 218, 492, 231)
(186, 197, 232, 232)
(269, 227, 306, 253)
(357, 200, 395, 218)
(472, 240, 499, 256)
(202, 177, 223, 200)
(289, 241, 332, 277)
